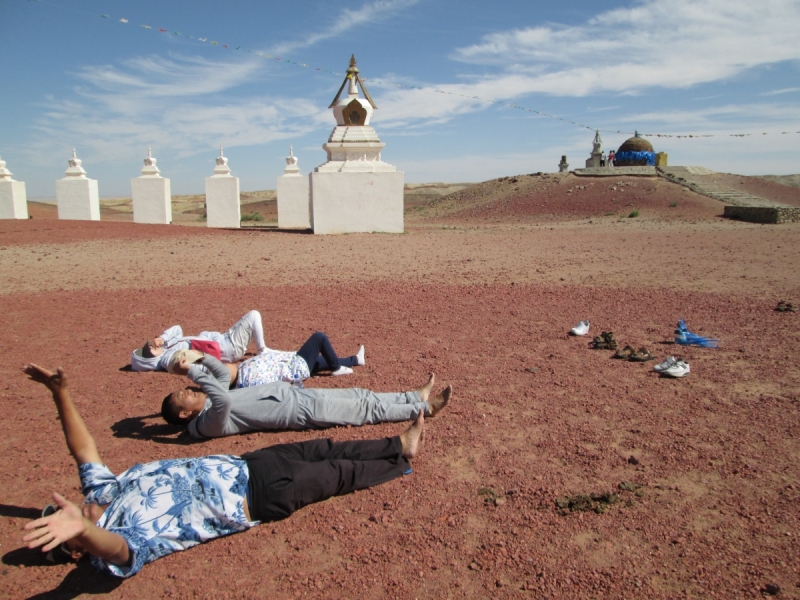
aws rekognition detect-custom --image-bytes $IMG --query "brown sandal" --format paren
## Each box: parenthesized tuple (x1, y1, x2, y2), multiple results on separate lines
(613, 345, 635, 359)
(629, 347, 656, 362)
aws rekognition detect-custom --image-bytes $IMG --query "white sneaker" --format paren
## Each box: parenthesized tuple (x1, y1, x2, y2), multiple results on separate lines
(653, 356, 678, 373)
(661, 360, 690, 378)
(331, 366, 353, 376)
(356, 345, 365, 366)
(569, 320, 590, 336)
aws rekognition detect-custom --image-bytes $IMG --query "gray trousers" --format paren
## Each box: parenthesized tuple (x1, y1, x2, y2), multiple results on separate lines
(222, 310, 267, 361)
(294, 388, 428, 429)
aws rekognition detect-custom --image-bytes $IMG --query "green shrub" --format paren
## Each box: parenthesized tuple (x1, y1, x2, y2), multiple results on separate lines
(628, 210, 639, 218)
(669, 201, 678, 208)
(241, 211, 265, 222)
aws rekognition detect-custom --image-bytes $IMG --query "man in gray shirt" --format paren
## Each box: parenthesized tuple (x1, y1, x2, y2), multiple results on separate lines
(161, 355, 452, 439)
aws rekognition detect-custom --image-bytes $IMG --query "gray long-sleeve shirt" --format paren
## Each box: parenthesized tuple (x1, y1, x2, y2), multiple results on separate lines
(186, 356, 428, 439)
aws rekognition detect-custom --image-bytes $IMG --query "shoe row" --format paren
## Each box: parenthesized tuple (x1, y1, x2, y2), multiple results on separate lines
(571, 320, 692, 377)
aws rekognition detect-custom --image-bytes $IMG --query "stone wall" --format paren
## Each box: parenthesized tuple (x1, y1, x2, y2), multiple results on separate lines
(723, 206, 800, 224)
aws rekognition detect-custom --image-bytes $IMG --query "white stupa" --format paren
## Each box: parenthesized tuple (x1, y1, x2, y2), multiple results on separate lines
(277, 146, 310, 229)
(56, 149, 100, 221)
(0, 156, 28, 219)
(205, 147, 241, 228)
(310, 55, 404, 234)
(131, 147, 172, 224)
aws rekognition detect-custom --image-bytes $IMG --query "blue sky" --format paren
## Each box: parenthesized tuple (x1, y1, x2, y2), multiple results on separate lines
(1, 0, 799, 198)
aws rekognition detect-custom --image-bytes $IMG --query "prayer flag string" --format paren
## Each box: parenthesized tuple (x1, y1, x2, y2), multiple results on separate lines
(27, 3, 800, 140)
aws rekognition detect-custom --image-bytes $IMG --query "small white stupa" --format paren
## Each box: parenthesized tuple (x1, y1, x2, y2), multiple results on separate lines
(56, 149, 100, 221)
(585, 130, 603, 168)
(131, 147, 172, 224)
(277, 146, 310, 229)
(205, 147, 240, 228)
(310, 55, 403, 234)
(0, 156, 28, 219)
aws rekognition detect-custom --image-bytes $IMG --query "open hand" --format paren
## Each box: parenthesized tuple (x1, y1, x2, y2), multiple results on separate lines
(23, 492, 86, 552)
(23, 364, 67, 394)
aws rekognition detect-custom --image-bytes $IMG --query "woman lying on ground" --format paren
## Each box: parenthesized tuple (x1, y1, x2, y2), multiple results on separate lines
(169, 330, 365, 385)
(21, 363, 428, 577)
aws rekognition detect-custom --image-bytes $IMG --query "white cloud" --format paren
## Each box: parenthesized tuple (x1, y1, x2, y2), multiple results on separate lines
(761, 87, 800, 96)
(452, 0, 800, 96)
(269, 0, 420, 55)
(24, 54, 326, 168)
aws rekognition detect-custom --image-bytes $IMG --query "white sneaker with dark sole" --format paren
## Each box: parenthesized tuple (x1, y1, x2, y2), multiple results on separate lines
(331, 366, 353, 376)
(661, 360, 690, 378)
(654, 356, 678, 373)
(356, 345, 365, 366)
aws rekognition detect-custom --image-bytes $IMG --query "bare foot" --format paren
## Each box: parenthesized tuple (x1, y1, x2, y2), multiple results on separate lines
(400, 411, 424, 459)
(428, 385, 452, 417)
(417, 373, 435, 402)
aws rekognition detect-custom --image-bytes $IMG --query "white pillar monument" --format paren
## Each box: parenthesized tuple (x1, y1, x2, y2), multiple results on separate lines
(131, 147, 172, 224)
(310, 55, 404, 235)
(277, 146, 310, 229)
(0, 156, 28, 219)
(205, 147, 240, 228)
(56, 149, 100, 221)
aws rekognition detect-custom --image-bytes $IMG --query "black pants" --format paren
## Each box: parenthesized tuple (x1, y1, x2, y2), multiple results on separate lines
(296, 331, 343, 373)
(243, 436, 409, 522)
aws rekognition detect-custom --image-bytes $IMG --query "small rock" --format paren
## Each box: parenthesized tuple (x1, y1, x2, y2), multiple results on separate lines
(762, 583, 780, 595)
(628, 456, 640, 465)
(469, 562, 481, 571)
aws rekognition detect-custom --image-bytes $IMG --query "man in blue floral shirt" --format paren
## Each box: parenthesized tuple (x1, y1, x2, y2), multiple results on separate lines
(21, 364, 426, 577)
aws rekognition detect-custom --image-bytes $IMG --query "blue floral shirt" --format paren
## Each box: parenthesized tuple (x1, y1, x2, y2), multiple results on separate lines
(79, 456, 256, 577)
(236, 350, 310, 388)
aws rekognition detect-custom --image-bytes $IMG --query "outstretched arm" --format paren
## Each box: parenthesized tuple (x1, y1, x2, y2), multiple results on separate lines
(23, 364, 102, 466)
(23, 492, 130, 566)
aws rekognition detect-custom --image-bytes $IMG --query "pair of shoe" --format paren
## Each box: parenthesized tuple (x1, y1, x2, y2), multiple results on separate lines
(775, 300, 798, 312)
(569, 320, 590, 336)
(654, 356, 690, 377)
(590, 331, 617, 350)
(613, 345, 656, 362)
(331, 345, 366, 376)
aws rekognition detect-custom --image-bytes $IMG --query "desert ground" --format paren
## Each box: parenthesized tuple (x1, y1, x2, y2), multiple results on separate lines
(1, 172, 799, 599)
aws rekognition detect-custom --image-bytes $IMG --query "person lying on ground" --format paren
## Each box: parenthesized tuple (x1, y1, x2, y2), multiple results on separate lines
(21, 363, 426, 578)
(162, 353, 452, 439)
(131, 310, 270, 372)
(168, 331, 365, 383)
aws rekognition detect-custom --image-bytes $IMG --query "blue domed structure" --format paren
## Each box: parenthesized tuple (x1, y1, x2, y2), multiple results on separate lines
(615, 131, 655, 166)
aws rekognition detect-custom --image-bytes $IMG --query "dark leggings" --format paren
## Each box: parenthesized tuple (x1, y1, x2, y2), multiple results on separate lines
(296, 331, 356, 373)
(243, 436, 409, 522)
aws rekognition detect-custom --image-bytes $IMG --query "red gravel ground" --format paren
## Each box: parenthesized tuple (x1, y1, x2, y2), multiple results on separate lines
(1, 173, 799, 599)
